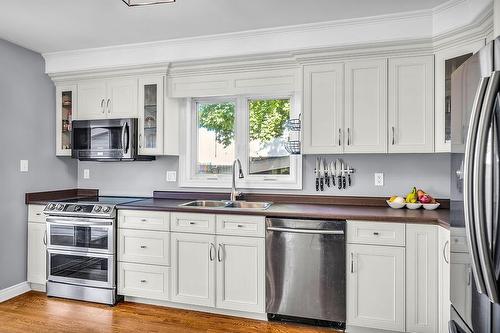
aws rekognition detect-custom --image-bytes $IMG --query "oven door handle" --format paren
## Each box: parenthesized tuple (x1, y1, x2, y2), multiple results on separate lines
(46, 217, 113, 226)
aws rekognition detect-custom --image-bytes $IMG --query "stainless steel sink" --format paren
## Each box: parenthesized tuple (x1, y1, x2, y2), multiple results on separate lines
(180, 200, 230, 208)
(179, 200, 272, 210)
(226, 201, 272, 209)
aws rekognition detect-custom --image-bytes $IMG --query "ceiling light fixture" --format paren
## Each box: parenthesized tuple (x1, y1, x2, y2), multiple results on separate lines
(122, 0, 175, 6)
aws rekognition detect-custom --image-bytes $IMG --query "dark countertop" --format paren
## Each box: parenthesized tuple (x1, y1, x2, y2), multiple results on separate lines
(117, 198, 450, 228)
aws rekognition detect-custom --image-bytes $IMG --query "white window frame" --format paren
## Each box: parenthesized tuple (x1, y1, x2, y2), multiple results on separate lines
(179, 95, 302, 189)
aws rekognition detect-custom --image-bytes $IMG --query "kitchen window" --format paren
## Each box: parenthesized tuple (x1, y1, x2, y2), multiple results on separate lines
(180, 96, 302, 189)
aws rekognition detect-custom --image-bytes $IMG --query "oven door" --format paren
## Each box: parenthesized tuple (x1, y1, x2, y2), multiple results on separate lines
(46, 216, 114, 254)
(47, 249, 114, 289)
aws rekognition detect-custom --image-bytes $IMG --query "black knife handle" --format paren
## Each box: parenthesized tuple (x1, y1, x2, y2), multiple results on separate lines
(348, 175, 352, 186)
(320, 178, 324, 191)
(326, 175, 330, 187)
(338, 176, 342, 190)
(343, 176, 346, 189)
(316, 178, 319, 191)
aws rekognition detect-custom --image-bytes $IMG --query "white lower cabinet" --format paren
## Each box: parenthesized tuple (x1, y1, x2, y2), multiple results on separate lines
(27, 221, 47, 286)
(347, 243, 406, 332)
(170, 232, 216, 307)
(118, 262, 170, 301)
(216, 236, 265, 313)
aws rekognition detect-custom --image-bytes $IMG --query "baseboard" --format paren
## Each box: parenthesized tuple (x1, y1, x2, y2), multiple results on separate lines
(29, 282, 46, 292)
(0, 281, 31, 303)
(124, 296, 268, 321)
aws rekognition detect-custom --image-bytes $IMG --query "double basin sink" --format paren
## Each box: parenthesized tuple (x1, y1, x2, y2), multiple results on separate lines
(180, 200, 272, 210)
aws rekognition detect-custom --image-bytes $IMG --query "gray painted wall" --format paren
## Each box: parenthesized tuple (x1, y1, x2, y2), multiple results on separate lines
(78, 153, 450, 198)
(0, 39, 77, 290)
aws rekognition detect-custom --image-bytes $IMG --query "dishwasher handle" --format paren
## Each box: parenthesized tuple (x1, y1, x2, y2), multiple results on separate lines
(267, 226, 344, 235)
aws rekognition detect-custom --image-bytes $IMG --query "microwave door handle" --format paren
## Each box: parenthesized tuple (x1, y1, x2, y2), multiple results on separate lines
(121, 123, 129, 154)
(464, 76, 489, 296)
(473, 70, 500, 303)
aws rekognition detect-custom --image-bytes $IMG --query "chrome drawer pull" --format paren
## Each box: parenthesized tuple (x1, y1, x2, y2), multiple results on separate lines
(237, 224, 244, 228)
(189, 222, 196, 225)
(373, 232, 380, 235)
(140, 245, 147, 249)
(140, 280, 147, 283)
(140, 218, 147, 222)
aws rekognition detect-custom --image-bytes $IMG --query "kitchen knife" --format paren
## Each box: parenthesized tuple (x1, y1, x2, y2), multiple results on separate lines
(337, 159, 342, 190)
(341, 161, 346, 189)
(315, 158, 319, 191)
(325, 160, 330, 187)
(319, 158, 325, 191)
(347, 164, 352, 187)
(331, 161, 336, 187)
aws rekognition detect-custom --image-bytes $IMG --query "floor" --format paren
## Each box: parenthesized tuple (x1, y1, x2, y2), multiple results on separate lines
(0, 292, 342, 333)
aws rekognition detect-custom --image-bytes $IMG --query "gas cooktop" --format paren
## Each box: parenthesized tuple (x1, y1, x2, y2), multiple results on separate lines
(43, 196, 144, 218)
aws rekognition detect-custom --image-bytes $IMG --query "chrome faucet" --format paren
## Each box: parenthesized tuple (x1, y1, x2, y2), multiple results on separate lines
(230, 158, 244, 201)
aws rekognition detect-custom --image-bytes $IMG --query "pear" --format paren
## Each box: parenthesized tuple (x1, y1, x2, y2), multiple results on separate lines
(406, 187, 418, 203)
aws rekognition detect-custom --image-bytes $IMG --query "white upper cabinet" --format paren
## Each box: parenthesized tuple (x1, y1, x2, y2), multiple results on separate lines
(302, 63, 344, 154)
(138, 76, 164, 155)
(76, 78, 138, 120)
(77, 80, 107, 120)
(344, 59, 388, 153)
(106, 77, 138, 119)
(434, 39, 485, 152)
(388, 55, 435, 153)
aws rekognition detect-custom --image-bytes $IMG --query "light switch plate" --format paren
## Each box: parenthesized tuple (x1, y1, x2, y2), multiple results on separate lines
(166, 171, 177, 182)
(374, 173, 384, 186)
(20, 160, 28, 172)
(83, 169, 90, 179)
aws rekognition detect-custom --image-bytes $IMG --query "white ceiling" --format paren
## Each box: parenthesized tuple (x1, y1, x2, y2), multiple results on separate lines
(0, 0, 449, 54)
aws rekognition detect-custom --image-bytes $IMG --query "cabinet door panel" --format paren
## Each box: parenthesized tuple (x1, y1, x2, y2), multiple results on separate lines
(389, 56, 434, 153)
(347, 244, 405, 332)
(106, 77, 138, 118)
(138, 76, 164, 155)
(28, 222, 47, 285)
(303, 63, 344, 154)
(171, 232, 215, 307)
(344, 59, 387, 153)
(77, 80, 107, 120)
(406, 224, 438, 333)
(216, 236, 265, 313)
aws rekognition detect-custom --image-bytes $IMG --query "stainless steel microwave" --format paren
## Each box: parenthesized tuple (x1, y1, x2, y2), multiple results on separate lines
(71, 118, 154, 161)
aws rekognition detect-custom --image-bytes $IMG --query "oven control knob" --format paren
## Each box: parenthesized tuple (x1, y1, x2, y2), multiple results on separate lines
(102, 206, 111, 213)
(74, 205, 82, 212)
(47, 203, 56, 210)
(94, 205, 102, 213)
(56, 204, 64, 211)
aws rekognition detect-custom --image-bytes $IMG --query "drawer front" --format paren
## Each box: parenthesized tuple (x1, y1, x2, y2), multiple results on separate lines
(171, 212, 216, 234)
(347, 221, 405, 246)
(118, 229, 170, 266)
(118, 210, 170, 231)
(216, 215, 265, 237)
(28, 205, 46, 223)
(118, 262, 170, 301)
(450, 227, 468, 253)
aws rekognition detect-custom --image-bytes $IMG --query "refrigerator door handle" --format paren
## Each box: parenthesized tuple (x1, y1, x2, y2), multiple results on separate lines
(463, 76, 489, 296)
(473, 70, 500, 303)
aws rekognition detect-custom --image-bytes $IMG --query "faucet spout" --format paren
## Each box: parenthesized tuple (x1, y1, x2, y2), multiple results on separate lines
(231, 159, 244, 201)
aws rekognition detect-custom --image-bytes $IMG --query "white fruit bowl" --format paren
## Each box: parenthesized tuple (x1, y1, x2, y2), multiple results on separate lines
(406, 203, 422, 210)
(386, 200, 406, 209)
(422, 203, 440, 210)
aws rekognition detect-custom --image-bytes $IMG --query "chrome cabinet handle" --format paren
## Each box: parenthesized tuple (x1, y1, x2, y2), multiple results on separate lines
(217, 244, 224, 262)
(209, 243, 215, 261)
(100, 99, 105, 113)
(391, 126, 395, 145)
(473, 71, 500, 303)
(237, 224, 244, 228)
(140, 218, 147, 222)
(443, 240, 449, 264)
(106, 99, 111, 114)
(139, 134, 142, 149)
(347, 128, 351, 146)
(467, 265, 472, 286)
(350, 252, 355, 273)
(43, 230, 47, 246)
(463, 76, 489, 296)
(338, 128, 342, 146)
(140, 279, 147, 283)
(36, 213, 41, 216)
(140, 245, 147, 249)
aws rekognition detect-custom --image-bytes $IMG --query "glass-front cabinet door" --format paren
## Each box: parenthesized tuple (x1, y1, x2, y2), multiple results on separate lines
(138, 76, 164, 155)
(56, 85, 77, 156)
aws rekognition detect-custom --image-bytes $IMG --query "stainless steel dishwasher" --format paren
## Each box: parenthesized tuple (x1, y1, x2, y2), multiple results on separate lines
(266, 218, 345, 327)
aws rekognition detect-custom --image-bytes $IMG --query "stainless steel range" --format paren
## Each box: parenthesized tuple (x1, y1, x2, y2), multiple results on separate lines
(43, 197, 141, 305)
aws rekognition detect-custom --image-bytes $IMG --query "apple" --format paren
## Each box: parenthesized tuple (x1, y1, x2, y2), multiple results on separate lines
(419, 194, 433, 204)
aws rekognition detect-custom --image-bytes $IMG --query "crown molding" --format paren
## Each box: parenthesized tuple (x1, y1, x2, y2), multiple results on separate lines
(43, 0, 492, 75)
(49, 63, 170, 82)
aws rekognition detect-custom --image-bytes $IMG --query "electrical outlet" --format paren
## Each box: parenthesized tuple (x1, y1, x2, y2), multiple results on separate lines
(374, 173, 384, 186)
(83, 169, 90, 179)
(166, 171, 177, 182)
(20, 160, 28, 172)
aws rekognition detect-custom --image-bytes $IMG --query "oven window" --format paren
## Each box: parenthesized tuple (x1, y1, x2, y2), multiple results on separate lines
(50, 253, 109, 282)
(50, 225, 109, 250)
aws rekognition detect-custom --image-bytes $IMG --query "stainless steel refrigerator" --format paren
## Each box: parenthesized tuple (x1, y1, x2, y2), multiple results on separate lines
(449, 38, 500, 333)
